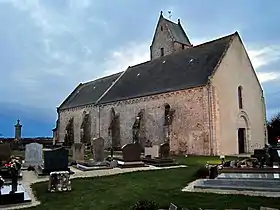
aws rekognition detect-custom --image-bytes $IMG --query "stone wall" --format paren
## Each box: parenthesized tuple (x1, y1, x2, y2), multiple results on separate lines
(212, 35, 266, 155)
(150, 18, 175, 60)
(174, 42, 191, 52)
(58, 106, 99, 144)
(99, 87, 212, 155)
(58, 87, 213, 155)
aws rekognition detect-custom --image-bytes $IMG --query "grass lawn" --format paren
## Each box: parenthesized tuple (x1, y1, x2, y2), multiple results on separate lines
(27, 156, 280, 210)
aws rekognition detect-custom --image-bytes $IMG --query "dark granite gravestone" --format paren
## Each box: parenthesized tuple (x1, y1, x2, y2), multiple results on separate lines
(0, 144, 11, 162)
(209, 165, 219, 179)
(253, 149, 266, 161)
(35, 147, 72, 176)
(113, 143, 145, 168)
(159, 142, 170, 159)
(44, 147, 69, 172)
(122, 143, 142, 162)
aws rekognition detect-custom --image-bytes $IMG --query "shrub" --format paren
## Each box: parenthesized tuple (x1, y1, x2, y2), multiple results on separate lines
(130, 200, 159, 210)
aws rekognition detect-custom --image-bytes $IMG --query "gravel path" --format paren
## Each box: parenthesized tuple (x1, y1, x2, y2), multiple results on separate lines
(182, 179, 280, 198)
(2, 165, 187, 210)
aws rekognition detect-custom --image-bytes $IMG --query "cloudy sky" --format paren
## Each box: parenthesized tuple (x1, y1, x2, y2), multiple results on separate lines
(0, 0, 279, 137)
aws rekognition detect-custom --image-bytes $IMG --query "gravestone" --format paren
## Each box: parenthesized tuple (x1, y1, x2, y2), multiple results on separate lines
(122, 143, 142, 162)
(43, 147, 69, 172)
(269, 148, 280, 164)
(0, 144, 11, 161)
(144, 145, 159, 158)
(72, 143, 84, 161)
(91, 137, 104, 162)
(169, 203, 178, 210)
(253, 149, 266, 161)
(209, 165, 219, 179)
(159, 142, 170, 159)
(24, 143, 43, 167)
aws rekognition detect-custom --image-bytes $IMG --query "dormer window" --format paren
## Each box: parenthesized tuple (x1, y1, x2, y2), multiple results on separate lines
(160, 26, 163, 31)
(160, 48, 164, 56)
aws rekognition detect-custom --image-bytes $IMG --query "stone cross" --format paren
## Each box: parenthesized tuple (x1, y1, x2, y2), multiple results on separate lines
(91, 137, 105, 162)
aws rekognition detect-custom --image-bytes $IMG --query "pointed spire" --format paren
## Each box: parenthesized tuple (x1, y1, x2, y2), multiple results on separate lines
(178, 19, 180, 24)
(160, 11, 163, 17)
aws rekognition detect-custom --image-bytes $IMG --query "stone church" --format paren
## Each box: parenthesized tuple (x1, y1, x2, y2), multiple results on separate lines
(55, 12, 267, 155)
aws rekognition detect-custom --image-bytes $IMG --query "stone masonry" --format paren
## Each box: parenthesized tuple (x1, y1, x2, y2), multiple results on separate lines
(150, 16, 191, 60)
(58, 86, 213, 155)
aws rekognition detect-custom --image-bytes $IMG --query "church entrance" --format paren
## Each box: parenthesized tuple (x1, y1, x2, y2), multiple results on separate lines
(238, 128, 246, 154)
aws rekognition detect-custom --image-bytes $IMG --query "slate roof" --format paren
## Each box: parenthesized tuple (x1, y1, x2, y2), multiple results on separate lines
(164, 18, 192, 46)
(98, 32, 236, 104)
(59, 72, 123, 110)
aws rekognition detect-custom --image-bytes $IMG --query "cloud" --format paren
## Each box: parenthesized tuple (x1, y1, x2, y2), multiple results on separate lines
(257, 72, 280, 83)
(101, 42, 150, 77)
(248, 47, 280, 69)
(0, 0, 280, 125)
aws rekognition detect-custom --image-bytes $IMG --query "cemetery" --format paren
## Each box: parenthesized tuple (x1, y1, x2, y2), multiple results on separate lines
(0, 120, 280, 209)
(0, 140, 279, 209)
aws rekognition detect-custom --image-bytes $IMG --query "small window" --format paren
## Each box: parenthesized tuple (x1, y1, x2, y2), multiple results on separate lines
(182, 44, 184, 49)
(160, 48, 164, 56)
(160, 26, 163, 31)
(238, 86, 243, 109)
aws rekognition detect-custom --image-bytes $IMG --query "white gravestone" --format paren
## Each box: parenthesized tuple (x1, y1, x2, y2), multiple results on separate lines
(24, 143, 43, 167)
(144, 145, 159, 158)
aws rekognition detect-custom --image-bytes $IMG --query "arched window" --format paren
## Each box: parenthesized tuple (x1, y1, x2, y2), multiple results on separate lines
(238, 86, 243, 109)
(164, 104, 170, 112)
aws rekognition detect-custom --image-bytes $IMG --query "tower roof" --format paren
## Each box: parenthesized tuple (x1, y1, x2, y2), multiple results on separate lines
(162, 16, 192, 46)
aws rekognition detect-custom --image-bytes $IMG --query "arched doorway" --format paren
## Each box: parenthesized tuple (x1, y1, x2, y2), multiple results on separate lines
(238, 128, 246, 154)
(236, 112, 251, 154)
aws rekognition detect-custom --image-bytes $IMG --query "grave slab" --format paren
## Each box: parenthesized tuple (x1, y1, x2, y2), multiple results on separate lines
(194, 178, 280, 192)
(0, 184, 31, 205)
(217, 173, 280, 180)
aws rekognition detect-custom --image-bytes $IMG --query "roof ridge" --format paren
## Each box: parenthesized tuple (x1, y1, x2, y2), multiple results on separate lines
(124, 32, 235, 71)
(82, 71, 123, 86)
(193, 32, 237, 48)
